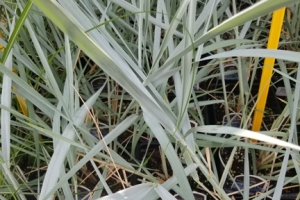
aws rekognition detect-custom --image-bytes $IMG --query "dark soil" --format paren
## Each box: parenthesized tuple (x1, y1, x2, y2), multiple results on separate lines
(74, 65, 299, 199)
(76, 151, 134, 198)
(207, 82, 281, 130)
(132, 140, 218, 200)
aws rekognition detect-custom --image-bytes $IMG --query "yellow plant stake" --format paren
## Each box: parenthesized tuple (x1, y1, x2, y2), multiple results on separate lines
(12, 69, 28, 116)
(251, 8, 286, 142)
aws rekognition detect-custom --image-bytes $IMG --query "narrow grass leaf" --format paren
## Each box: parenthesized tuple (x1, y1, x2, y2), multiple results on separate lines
(98, 183, 154, 200)
(143, 111, 195, 200)
(149, 0, 190, 72)
(0, 154, 26, 200)
(154, 184, 177, 200)
(24, 17, 70, 119)
(23, 122, 88, 150)
(202, 49, 300, 63)
(195, 134, 287, 152)
(107, 0, 183, 38)
(0, 65, 55, 118)
(1, 13, 15, 168)
(160, 0, 299, 70)
(39, 88, 102, 199)
(273, 63, 300, 199)
(42, 115, 139, 200)
(190, 126, 300, 151)
(31, 0, 180, 137)
(1, 1, 33, 63)
(188, 99, 224, 108)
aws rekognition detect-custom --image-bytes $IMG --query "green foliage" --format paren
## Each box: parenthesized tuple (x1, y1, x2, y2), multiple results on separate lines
(0, 0, 299, 199)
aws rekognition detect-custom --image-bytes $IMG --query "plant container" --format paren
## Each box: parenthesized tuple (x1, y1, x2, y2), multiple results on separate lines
(174, 191, 207, 200)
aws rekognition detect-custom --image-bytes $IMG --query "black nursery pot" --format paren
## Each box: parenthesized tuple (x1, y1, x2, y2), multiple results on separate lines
(130, 140, 161, 186)
(207, 82, 281, 199)
(203, 64, 251, 87)
(90, 76, 108, 92)
(132, 140, 211, 199)
(174, 191, 207, 200)
(223, 175, 268, 199)
(218, 64, 242, 83)
(217, 147, 270, 199)
(134, 140, 160, 161)
(90, 128, 109, 139)
(205, 81, 300, 199)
